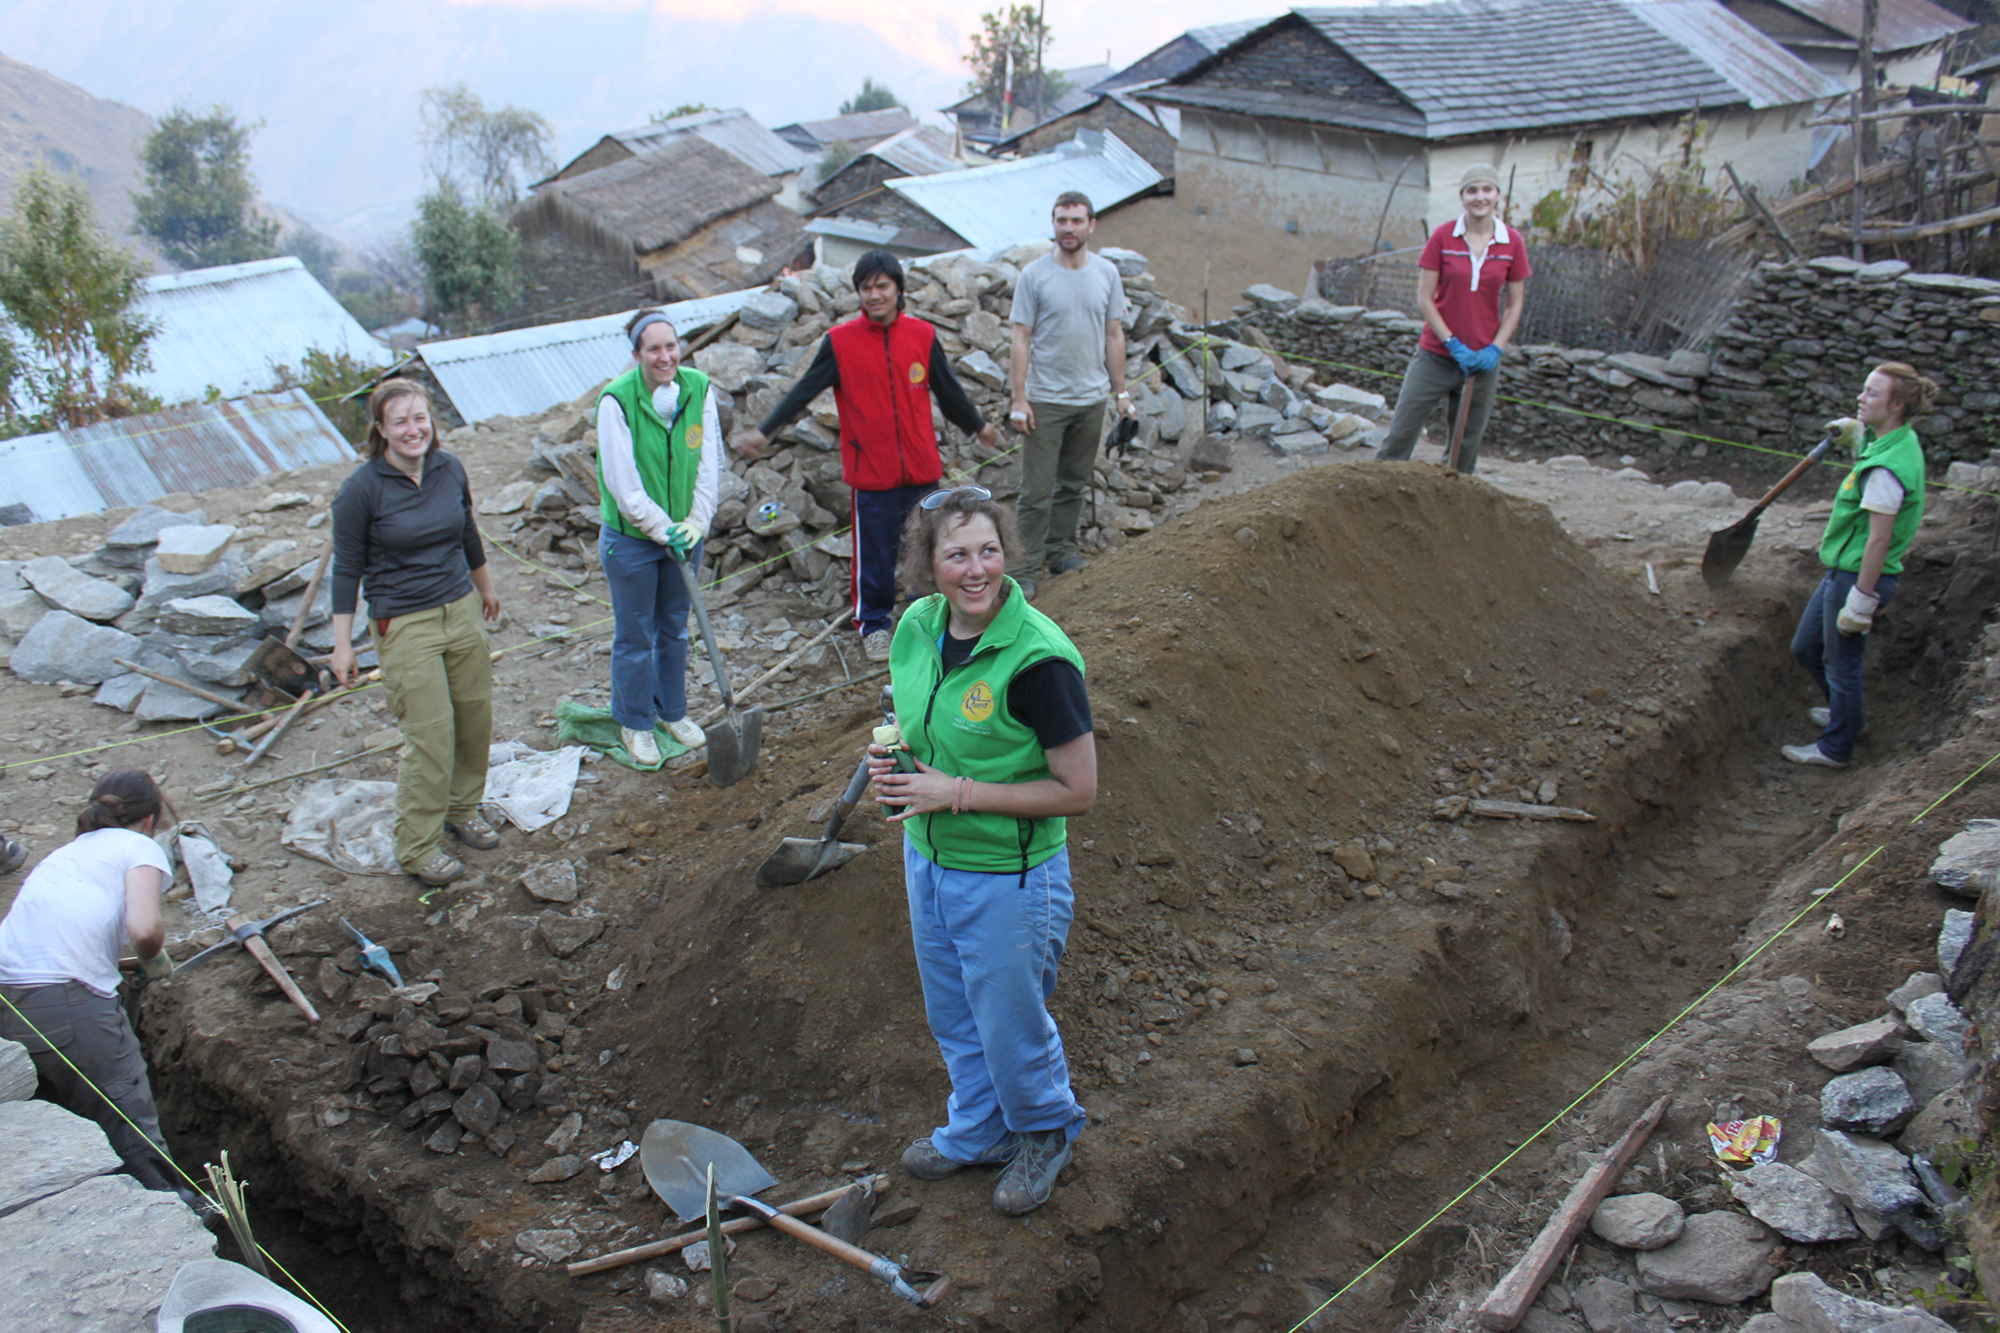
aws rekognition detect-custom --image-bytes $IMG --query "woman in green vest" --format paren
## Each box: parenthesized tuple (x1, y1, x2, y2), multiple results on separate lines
(867, 485, 1096, 1216)
(597, 309, 720, 768)
(1785, 361, 1935, 769)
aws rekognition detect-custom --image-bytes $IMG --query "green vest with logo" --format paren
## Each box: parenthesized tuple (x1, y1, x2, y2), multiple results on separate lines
(889, 580, 1086, 874)
(597, 365, 710, 538)
(1818, 423, 1924, 577)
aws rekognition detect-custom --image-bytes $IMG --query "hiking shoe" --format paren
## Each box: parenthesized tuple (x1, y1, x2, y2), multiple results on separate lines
(1782, 742, 1847, 769)
(1048, 556, 1085, 576)
(0, 837, 25, 874)
(863, 629, 893, 663)
(993, 1129, 1072, 1215)
(901, 1135, 1014, 1181)
(662, 716, 706, 749)
(410, 851, 464, 887)
(445, 813, 501, 849)
(1808, 706, 1831, 729)
(622, 726, 662, 766)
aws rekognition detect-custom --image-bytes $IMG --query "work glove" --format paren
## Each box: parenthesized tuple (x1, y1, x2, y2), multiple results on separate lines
(139, 950, 174, 982)
(1836, 586, 1879, 636)
(664, 520, 702, 558)
(1825, 417, 1864, 456)
(1445, 337, 1480, 374)
(1472, 344, 1503, 374)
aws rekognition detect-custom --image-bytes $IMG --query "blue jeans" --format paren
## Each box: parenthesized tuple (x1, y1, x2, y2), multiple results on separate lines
(1791, 568, 1896, 764)
(599, 526, 701, 732)
(904, 838, 1085, 1160)
(852, 484, 929, 637)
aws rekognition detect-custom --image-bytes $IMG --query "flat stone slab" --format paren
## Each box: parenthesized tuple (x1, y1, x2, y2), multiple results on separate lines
(1904, 992, 1969, 1054)
(1887, 972, 1943, 1015)
(0, 1036, 33, 1102)
(105, 504, 207, 550)
(20, 556, 135, 623)
(0, 588, 51, 638)
(1928, 820, 2000, 898)
(1807, 1014, 1904, 1071)
(0, 1171, 214, 1332)
(1938, 911, 1974, 977)
(522, 861, 580, 904)
(1800, 1129, 1923, 1241)
(152, 524, 237, 574)
(1635, 1210, 1777, 1303)
(260, 579, 332, 633)
(0, 1099, 122, 1217)
(127, 554, 245, 629)
(1895, 1037, 1963, 1108)
(1770, 1270, 1954, 1331)
(1726, 1161, 1859, 1243)
(157, 596, 260, 638)
(12, 611, 142, 684)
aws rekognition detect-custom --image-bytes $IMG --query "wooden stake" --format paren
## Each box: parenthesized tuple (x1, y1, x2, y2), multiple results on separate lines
(1476, 1097, 1668, 1330)
(1723, 163, 1798, 259)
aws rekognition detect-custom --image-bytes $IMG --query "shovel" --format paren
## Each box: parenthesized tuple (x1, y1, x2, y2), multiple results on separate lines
(678, 557, 763, 787)
(1443, 366, 1477, 472)
(640, 1118, 949, 1309)
(755, 755, 871, 887)
(1700, 434, 1836, 590)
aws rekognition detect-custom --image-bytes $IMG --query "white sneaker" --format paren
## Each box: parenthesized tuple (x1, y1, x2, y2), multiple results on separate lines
(1781, 742, 1847, 769)
(621, 726, 662, 766)
(662, 716, 706, 748)
(1808, 706, 1831, 728)
(863, 629, 893, 663)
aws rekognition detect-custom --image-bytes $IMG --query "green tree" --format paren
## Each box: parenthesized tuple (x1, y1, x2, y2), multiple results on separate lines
(0, 168, 157, 431)
(966, 5, 1069, 124)
(419, 85, 555, 207)
(840, 78, 904, 115)
(411, 182, 522, 332)
(132, 104, 281, 270)
(650, 103, 714, 123)
(281, 225, 341, 288)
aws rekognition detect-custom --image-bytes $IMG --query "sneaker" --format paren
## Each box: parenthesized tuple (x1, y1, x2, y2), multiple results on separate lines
(410, 851, 464, 887)
(901, 1135, 1015, 1181)
(0, 837, 25, 874)
(1808, 706, 1830, 729)
(863, 629, 893, 663)
(1048, 556, 1085, 576)
(444, 814, 501, 850)
(622, 726, 662, 766)
(1781, 742, 1847, 769)
(662, 716, 706, 749)
(992, 1128, 1072, 1215)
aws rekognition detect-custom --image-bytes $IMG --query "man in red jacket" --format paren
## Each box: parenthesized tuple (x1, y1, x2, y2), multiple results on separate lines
(737, 251, 998, 662)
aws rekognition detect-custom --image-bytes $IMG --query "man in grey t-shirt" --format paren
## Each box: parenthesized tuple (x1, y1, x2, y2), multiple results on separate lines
(1007, 191, 1134, 593)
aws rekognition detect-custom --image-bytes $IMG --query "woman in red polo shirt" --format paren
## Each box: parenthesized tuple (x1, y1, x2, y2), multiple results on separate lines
(1375, 163, 1531, 474)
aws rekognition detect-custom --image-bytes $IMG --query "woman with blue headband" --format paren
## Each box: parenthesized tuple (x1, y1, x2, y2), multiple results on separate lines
(595, 308, 722, 767)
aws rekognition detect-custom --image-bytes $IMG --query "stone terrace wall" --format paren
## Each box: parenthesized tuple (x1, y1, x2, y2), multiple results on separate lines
(1242, 257, 2000, 471)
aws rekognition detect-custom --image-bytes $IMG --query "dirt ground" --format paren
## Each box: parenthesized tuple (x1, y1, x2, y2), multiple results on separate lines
(1, 418, 1994, 1333)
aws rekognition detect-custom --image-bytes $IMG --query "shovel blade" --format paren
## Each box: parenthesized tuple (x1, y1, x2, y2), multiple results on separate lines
(755, 837, 868, 888)
(641, 1118, 777, 1222)
(704, 706, 765, 788)
(1700, 514, 1760, 590)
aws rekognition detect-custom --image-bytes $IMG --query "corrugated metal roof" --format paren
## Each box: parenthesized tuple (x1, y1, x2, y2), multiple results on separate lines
(774, 109, 919, 152)
(416, 290, 757, 423)
(609, 109, 813, 178)
(1763, 0, 1973, 52)
(0, 390, 355, 524)
(886, 131, 1164, 254)
(135, 257, 392, 406)
(1632, 0, 1847, 107)
(869, 126, 966, 178)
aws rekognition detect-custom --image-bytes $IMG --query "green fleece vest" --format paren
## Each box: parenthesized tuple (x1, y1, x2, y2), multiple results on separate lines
(597, 365, 710, 538)
(1819, 423, 1925, 577)
(890, 580, 1086, 874)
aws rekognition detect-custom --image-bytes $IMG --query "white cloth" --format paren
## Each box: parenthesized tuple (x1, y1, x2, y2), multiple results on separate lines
(1859, 467, 1905, 515)
(595, 378, 723, 543)
(0, 829, 169, 996)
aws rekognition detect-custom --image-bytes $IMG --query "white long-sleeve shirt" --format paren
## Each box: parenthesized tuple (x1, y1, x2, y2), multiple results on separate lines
(596, 378, 722, 543)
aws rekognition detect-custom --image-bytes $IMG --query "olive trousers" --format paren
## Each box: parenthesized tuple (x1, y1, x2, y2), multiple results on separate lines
(374, 591, 493, 872)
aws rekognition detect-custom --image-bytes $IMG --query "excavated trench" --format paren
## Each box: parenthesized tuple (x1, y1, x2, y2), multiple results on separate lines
(134, 464, 1979, 1332)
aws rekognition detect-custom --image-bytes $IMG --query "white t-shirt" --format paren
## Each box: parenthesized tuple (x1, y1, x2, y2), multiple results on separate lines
(1010, 252, 1128, 406)
(0, 829, 171, 996)
(1859, 467, 1905, 515)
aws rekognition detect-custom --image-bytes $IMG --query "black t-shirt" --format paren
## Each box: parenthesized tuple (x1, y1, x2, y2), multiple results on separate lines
(940, 630, 1092, 749)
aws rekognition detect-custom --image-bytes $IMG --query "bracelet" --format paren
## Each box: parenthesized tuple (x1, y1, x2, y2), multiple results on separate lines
(953, 775, 973, 813)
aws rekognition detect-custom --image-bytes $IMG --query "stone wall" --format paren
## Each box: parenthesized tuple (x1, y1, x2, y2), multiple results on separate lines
(1242, 257, 2000, 470)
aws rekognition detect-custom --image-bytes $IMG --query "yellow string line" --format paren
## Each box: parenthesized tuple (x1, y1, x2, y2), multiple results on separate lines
(1286, 735, 1996, 1331)
(0, 988, 354, 1333)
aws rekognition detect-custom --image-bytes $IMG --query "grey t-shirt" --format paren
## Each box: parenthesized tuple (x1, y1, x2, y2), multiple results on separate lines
(1010, 252, 1127, 406)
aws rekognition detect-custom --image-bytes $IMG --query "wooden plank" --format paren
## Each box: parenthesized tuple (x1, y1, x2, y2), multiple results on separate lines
(1476, 1097, 1669, 1331)
(1467, 799, 1597, 822)
(1714, 160, 1903, 246)
(1818, 201, 2000, 242)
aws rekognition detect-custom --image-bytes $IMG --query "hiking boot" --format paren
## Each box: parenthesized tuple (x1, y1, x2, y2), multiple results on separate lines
(863, 629, 893, 663)
(1781, 742, 1847, 769)
(662, 716, 706, 749)
(1048, 556, 1085, 576)
(1015, 575, 1037, 602)
(993, 1128, 1072, 1215)
(0, 837, 25, 874)
(901, 1135, 1015, 1181)
(410, 851, 464, 887)
(445, 813, 501, 850)
(622, 726, 662, 766)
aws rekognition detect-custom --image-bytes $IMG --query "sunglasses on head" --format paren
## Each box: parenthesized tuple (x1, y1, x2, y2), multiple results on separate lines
(918, 484, 992, 510)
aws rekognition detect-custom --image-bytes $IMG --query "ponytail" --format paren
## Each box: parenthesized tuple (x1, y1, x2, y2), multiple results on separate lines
(76, 770, 167, 837)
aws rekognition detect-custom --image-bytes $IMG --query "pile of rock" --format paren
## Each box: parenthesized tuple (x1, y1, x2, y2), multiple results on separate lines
(1, 501, 359, 722)
(478, 248, 1387, 608)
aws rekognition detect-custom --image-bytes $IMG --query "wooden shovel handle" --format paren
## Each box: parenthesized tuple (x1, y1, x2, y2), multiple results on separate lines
(226, 912, 321, 1024)
(284, 551, 332, 649)
(564, 1175, 889, 1276)
(735, 1196, 946, 1306)
(1743, 434, 1836, 519)
(111, 659, 246, 712)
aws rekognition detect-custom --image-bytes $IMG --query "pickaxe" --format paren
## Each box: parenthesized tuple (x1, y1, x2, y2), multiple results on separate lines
(173, 899, 327, 1024)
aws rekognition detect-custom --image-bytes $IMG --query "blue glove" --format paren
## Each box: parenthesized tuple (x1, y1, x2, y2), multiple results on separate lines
(1445, 337, 1479, 373)
(1472, 344, 1502, 374)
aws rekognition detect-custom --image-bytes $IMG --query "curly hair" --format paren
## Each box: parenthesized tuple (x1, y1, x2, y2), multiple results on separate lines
(897, 488, 1019, 597)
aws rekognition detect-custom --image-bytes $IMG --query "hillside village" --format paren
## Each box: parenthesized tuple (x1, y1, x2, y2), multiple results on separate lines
(6, 2, 2000, 1331)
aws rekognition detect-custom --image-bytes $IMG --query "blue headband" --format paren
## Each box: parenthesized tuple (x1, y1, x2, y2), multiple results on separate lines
(629, 312, 673, 350)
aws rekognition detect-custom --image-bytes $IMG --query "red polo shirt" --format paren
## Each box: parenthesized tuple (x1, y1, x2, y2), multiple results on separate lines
(1416, 215, 1532, 356)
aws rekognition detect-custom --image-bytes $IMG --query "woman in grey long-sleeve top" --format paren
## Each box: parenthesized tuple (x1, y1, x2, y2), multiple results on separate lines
(328, 379, 503, 888)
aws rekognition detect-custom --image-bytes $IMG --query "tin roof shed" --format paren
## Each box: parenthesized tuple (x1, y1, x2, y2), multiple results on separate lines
(885, 131, 1163, 254)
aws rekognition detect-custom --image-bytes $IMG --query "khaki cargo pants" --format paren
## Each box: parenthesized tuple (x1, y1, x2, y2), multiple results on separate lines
(373, 590, 493, 872)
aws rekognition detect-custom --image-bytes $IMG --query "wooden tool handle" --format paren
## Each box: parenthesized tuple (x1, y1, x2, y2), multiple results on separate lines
(111, 660, 247, 711)
(242, 692, 312, 769)
(227, 913, 321, 1024)
(285, 551, 332, 649)
(1745, 435, 1836, 518)
(564, 1176, 889, 1276)
(737, 1197, 944, 1306)
(822, 756, 874, 838)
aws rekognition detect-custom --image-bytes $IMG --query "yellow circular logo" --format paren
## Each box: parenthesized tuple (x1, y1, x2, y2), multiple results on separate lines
(686, 424, 704, 451)
(960, 681, 995, 723)
(908, 361, 927, 384)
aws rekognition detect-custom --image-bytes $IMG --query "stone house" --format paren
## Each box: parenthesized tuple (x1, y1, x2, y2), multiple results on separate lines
(943, 63, 1116, 148)
(772, 108, 919, 156)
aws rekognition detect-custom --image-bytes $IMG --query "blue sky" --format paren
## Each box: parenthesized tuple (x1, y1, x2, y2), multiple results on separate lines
(1, 0, 1274, 237)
